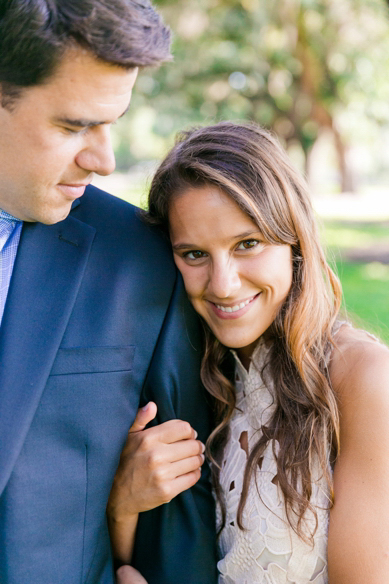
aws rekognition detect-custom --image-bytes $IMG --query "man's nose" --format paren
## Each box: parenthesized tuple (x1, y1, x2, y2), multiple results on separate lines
(75, 126, 116, 176)
(209, 260, 241, 299)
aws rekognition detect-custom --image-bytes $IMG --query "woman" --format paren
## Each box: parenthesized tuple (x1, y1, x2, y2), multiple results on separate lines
(113, 122, 389, 583)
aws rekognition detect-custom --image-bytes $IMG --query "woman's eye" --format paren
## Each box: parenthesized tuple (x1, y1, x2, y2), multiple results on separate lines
(236, 239, 259, 250)
(184, 250, 206, 260)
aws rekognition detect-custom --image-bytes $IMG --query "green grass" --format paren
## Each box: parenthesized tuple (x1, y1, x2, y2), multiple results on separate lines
(323, 221, 389, 251)
(336, 260, 389, 344)
(322, 221, 389, 344)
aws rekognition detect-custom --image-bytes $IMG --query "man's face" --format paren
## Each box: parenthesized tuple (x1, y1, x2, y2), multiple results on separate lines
(0, 48, 138, 223)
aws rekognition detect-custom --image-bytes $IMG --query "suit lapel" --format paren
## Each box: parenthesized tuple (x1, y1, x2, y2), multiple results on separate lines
(0, 214, 96, 495)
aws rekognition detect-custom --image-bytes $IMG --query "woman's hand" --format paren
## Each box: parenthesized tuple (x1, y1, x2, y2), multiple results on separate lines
(116, 565, 148, 584)
(107, 402, 205, 563)
(108, 402, 205, 518)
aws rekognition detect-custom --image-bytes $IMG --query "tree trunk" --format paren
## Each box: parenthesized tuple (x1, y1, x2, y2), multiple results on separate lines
(332, 126, 355, 193)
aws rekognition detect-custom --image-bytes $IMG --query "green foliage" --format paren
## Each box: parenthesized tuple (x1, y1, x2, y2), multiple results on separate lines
(113, 0, 389, 176)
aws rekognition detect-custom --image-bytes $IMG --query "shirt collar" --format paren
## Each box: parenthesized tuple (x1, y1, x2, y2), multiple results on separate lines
(0, 209, 23, 223)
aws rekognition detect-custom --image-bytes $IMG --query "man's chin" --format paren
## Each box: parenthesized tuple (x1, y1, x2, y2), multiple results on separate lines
(30, 205, 73, 225)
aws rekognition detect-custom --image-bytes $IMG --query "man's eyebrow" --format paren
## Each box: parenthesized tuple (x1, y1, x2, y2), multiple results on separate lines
(54, 117, 103, 128)
(53, 104, 131, 128)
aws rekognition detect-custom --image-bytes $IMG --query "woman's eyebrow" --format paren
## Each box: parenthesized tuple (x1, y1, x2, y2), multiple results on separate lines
(232, 230, 262, 240)
(172, 230, 262, 250)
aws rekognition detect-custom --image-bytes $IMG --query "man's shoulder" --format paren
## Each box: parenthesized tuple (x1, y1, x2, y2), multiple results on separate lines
(72, 184, 171, 250)
(73, 184, 144, 226)
(68, 185, 176, 284)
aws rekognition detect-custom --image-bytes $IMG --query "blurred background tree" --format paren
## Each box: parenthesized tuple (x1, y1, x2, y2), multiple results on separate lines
(101, 0, 389, 343)
(114, 0, 389, 194)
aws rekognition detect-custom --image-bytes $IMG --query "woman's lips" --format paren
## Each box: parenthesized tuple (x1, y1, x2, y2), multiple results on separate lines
(208, 293, 260, 320)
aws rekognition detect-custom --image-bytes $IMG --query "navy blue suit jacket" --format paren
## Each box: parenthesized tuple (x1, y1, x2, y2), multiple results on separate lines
(0, 186, 217, 583)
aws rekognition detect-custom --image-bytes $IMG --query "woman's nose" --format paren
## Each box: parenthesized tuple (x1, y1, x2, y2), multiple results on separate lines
(209, 261, 241, 299)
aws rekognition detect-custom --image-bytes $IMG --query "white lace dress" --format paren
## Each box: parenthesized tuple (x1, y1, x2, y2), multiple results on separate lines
(217, 339, 330, 584)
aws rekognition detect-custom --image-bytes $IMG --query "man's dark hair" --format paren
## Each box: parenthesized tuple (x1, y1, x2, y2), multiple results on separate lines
(0, 0, 171, 106)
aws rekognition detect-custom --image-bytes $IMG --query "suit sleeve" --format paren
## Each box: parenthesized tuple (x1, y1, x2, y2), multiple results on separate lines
(131, 274, 219, 584)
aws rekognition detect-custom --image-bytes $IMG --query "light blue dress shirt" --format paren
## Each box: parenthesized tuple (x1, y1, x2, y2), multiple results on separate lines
(0, 210, 23, 324)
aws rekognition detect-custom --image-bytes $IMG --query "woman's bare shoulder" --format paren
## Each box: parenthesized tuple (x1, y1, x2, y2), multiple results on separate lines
(329, 323, 389, 410)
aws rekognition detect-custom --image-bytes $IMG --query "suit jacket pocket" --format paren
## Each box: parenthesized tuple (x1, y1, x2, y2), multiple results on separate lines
(50, 346, 135, 375)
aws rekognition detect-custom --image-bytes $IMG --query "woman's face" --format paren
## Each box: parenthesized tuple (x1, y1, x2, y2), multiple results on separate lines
(169, 185, 293, 362)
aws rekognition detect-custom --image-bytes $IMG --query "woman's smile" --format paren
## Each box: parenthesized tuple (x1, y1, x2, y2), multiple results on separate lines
(208, 293, 260, 319)
(169, 185, 293, 362)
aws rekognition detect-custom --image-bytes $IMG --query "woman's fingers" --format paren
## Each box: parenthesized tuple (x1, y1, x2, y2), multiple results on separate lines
(159, 438, 205, 464)
(116, 565, 148, 584)
(145, 418, 197, 444)
(171, 468, 203, 496)
(169, 453, 205, 477)
(129, 402, 158, 433)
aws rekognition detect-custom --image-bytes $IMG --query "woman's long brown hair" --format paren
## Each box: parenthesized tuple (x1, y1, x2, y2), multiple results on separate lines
(146, 122, 342, 542)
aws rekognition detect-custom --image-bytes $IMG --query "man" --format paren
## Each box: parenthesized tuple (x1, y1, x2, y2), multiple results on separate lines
(0, 1, 217, 582)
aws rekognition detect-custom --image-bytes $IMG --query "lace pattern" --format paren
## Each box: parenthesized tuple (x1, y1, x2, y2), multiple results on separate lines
(216, 339, 330, 584)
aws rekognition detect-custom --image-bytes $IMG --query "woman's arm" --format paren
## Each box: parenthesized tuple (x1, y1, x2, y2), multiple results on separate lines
(328, 328, 389, 583)
(108, 513, 139, 567)
(108, 404, 155, 564)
